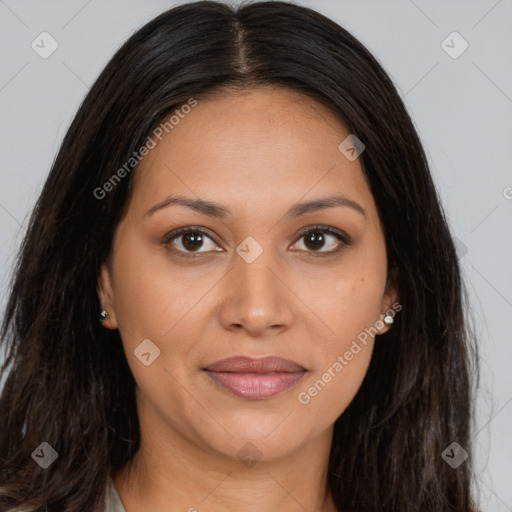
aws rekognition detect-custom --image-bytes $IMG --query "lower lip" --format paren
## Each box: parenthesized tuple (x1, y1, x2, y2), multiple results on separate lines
(203, 370, 306, 400)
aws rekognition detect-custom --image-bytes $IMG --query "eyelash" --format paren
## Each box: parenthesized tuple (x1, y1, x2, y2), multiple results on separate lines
(161, 224, 350, 259)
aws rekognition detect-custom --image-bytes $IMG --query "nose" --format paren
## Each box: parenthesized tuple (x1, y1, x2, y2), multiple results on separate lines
(217, 245, 294, 337)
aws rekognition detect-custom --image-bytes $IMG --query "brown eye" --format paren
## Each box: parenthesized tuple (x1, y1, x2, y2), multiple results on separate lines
(303, 230, 327, 250)
(180, 231, 205, 252)
(291, 226, 349, 254)
(163, 228, 221, 257)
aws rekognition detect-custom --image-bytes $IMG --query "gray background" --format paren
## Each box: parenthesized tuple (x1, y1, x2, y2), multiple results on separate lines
(1, 0, 511, 509)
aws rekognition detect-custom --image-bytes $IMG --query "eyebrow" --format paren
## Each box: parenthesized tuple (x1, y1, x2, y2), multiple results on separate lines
(145, 194, 366, 218)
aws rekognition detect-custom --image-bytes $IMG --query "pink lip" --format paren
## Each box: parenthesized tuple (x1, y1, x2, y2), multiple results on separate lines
(203, 356, 307, 400)
(204, 355, 305, 373)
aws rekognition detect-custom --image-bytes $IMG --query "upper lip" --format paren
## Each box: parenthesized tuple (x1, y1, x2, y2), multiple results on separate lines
(203, 356, 306, 373)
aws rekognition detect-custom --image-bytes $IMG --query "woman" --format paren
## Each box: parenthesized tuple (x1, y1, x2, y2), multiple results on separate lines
(0, 1, 479, 511)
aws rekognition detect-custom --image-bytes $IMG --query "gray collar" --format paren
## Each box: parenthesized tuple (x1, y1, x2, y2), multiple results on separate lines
(105, 475, 127, 512)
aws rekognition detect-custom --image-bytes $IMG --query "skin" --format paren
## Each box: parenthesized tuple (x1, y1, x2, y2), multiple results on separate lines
(97, 86, 399, 512)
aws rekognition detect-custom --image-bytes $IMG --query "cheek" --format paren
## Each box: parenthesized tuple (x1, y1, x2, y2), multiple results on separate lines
(296, 275, 380, 423)
(109, 240, 202, 407)
(314, 249, 386, 349)
(295, 249, 385, 419)
(327, 275, 383, 340)
(109, 232, 187, 349)
(111, 227, 196, 331)
(110, 233, 218, 378)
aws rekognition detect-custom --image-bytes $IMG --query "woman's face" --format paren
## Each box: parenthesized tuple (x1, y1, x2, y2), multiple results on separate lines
(98, 87, 398, 463)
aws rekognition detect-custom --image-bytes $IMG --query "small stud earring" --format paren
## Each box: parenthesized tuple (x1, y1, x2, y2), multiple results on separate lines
(99, 310, 108, 321)
(383, 315, 394, 326)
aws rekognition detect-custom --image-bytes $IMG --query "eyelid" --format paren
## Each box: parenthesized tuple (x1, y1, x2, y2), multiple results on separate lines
(161, 226, 217, 245)
(292, 224, 350, 245)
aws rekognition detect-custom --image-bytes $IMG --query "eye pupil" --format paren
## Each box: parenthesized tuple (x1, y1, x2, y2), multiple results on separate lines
(304, 231, 325, 250)
(182, 231, 203, 251)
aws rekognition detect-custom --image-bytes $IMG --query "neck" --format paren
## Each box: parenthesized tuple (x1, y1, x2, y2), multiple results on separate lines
(113, 413, 337, 511)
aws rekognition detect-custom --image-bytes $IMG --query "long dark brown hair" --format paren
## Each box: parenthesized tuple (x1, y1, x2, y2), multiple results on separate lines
(0, 1, 479, 510)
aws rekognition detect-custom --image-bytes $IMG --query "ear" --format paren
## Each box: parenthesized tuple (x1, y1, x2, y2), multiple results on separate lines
(97, 261, 119, 330)
(376, 270, 400, 335)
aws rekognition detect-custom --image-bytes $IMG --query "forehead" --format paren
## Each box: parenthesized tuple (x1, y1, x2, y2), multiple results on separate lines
(128, 87, 374, 219)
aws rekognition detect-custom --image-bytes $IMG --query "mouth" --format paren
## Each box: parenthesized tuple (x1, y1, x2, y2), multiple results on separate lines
(202, 356, 307, 401)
